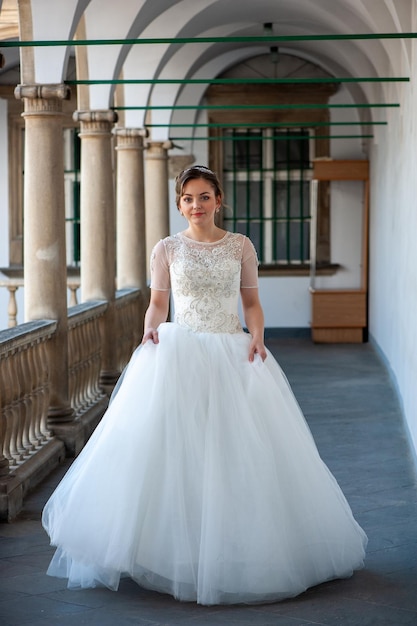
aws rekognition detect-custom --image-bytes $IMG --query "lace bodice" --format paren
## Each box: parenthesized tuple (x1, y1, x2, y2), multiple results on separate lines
(150, 232, 258, 333)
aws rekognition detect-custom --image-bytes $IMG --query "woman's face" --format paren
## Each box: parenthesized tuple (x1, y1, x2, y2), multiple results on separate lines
(178, 178, 220, 228)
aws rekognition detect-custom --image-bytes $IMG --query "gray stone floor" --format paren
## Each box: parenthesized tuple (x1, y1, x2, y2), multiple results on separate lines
(1, 336, 417, 625)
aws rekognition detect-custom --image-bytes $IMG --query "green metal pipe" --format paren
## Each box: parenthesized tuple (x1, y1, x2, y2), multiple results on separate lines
(3, 33, 417, 47)
(169, 135, 374, 140)
(114, 103, 399, 110)
(146, 121, 386, 127)
(65, 77, 408, 85)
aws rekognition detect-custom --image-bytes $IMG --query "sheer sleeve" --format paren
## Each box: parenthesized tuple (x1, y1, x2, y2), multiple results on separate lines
(150, 239, 171, 291)
(240, 236, 259, 288)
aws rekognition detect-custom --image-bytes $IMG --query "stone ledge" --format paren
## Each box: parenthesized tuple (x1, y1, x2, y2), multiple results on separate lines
(0, 438, 65, 522)
(0, 399, 109, 521)
(50, 396, 109, 457)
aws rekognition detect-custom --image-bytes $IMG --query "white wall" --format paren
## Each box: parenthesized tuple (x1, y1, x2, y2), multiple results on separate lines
(314, 180, 365, 291)
(258, 277, 311, 328)
(328, 84, 366, 160)
(368, 36, 417, 457)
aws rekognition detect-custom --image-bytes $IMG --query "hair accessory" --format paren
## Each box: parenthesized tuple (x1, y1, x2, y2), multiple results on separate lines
(185, 165, 214, 174)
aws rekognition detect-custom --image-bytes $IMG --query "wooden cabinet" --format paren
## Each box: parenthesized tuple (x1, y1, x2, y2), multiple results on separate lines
(310, 160, 369, 343)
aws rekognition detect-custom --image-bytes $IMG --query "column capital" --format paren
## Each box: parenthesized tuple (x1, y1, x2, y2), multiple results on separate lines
(14, 83, 71, 101)
(73, 109, 118, 136)
(113, 127, 148, 150)
(74, 109, 118, 124)
(14, 83, 71, 115)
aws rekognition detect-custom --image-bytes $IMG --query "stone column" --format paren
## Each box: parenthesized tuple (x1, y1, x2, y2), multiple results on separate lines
(113, 128, 148, 293)
(73, 109, 119, 388)
(15, 84, 73, 423)
(144, 140, 173, 273)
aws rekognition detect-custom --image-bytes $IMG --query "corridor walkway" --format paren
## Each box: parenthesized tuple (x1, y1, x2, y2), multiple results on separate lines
(0, 336, 416, 625)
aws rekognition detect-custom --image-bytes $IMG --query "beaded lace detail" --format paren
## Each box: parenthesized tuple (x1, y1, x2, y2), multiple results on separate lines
(164, 232, 245, 334)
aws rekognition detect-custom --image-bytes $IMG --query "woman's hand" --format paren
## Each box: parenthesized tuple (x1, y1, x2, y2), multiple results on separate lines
(141, 289, 170, 345)
(248, 337, 267, 362)
(241, 288, 267, 362)
(142, 328, 160, 344)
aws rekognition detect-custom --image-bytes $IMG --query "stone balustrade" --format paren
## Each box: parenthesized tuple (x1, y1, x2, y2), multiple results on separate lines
(67, 301, 108, 418)
(0, 288, 145, 519)
(0, 273, 81, 329)
(0, 320, 57, 471)
(114, 288, 144, 371)
(0, 320, 65, 519)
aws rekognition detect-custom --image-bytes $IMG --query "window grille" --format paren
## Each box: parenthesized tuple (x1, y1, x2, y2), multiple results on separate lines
(223, 128, 312, 265)
(63, 128, 81, 267)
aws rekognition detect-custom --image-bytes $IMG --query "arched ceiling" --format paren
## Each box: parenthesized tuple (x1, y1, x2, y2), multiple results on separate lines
(0, 0, 413, 141)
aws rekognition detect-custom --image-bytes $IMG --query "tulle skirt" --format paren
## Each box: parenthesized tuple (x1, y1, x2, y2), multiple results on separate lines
(42, 322, 367, 605)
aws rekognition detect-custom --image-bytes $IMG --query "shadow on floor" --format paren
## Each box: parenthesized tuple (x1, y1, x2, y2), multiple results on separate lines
(1, 337, 417, 625)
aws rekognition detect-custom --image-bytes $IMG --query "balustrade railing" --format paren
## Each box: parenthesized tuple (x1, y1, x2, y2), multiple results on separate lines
(0, 271, 80, 329)
(68, 301, 108, 417)
(0, 302, 110, 482)
(0, 320, 57, 474)
(0, 288, 145, 519)
(115, 288, 143, 370)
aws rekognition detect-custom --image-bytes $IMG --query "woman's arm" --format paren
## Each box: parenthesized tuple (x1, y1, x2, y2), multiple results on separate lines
(142, 289, 170, 344)
(240, 288, 267, 362)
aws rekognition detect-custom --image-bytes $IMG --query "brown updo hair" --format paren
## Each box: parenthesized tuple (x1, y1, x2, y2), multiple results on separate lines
(175, 165, 224, 209)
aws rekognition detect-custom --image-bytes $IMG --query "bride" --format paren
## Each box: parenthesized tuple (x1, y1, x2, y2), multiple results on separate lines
(42, 165, 367, 605)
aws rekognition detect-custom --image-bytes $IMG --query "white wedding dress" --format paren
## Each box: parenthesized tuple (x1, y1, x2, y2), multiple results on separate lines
(42, 231, 367, 605)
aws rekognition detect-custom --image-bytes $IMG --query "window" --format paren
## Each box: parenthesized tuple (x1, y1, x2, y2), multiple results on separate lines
(223, 128, 312, 266)
(206, 67, 338, 272)
(63, 129, 81, 267)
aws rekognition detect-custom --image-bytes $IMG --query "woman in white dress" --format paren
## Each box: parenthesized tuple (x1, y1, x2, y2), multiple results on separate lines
(42, 165, 367, 605)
